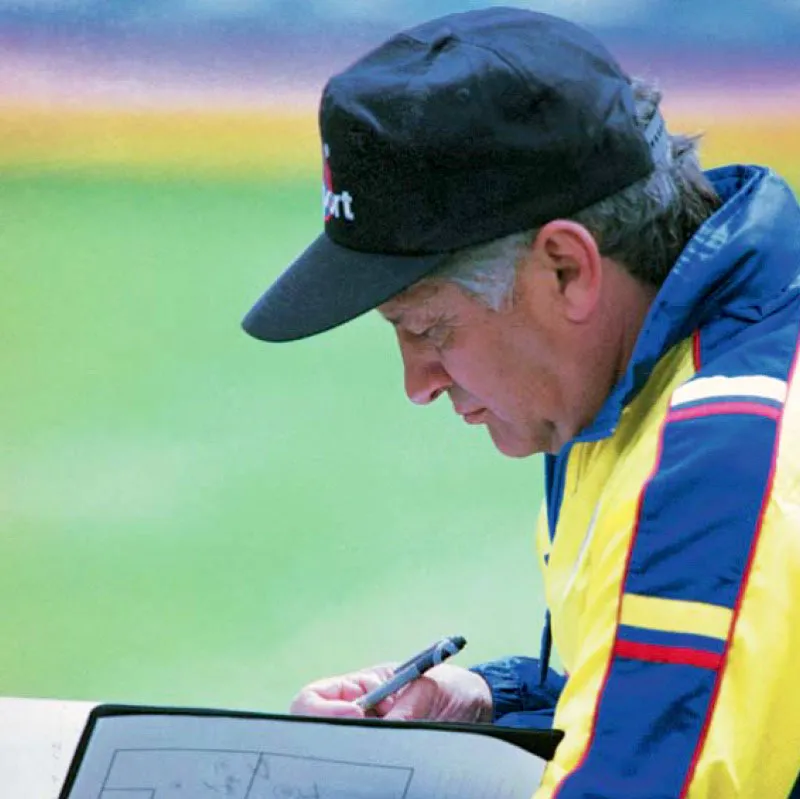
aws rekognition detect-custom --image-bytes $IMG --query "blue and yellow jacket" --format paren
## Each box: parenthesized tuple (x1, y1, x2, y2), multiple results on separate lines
(475, 165, 800, 798)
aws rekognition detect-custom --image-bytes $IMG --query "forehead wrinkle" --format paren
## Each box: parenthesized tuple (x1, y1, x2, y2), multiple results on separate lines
(383, 280, 444, 316)
(381, 306, 444, 333)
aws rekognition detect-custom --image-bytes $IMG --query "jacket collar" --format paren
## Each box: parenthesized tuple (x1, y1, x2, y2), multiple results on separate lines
(575, 164, 800, 443)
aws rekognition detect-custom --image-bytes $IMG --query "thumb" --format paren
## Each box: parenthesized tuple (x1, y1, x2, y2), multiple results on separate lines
(382, 699, 417, 721)
(382, 680, 432, 721)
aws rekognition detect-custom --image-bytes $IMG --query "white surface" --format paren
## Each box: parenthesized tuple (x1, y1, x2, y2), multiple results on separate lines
(66, 712, 546, 799)
(0, 697, 97, 799)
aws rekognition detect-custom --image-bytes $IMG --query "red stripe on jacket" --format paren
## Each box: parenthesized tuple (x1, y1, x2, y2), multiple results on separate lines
(613, 639, 722, 669)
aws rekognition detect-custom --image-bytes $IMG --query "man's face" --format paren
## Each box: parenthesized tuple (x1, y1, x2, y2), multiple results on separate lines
(378, 273, 598, 457)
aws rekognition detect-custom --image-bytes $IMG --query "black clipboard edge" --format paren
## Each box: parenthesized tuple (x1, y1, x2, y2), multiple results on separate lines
(59, 703, 563, 798)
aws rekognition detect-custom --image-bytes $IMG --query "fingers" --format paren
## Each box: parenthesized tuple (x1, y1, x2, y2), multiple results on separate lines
(290, 666, 398, 718)
(291, 692, 365, 718)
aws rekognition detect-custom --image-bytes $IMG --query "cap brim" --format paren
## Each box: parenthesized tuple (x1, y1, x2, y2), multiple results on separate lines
(242, 233, 449, 342)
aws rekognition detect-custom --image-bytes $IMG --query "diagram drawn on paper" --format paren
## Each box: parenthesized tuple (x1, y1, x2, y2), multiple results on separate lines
(96, 748, 414, 799)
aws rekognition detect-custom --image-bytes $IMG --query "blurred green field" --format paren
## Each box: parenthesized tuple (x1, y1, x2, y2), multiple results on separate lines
(0, 173, 546, 711)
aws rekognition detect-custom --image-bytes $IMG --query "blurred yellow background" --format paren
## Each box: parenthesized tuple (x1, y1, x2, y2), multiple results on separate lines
(1, 106, 798, 184)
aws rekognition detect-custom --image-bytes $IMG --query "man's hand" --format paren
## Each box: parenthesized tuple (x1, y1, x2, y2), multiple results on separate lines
(290, 663, 494, 723)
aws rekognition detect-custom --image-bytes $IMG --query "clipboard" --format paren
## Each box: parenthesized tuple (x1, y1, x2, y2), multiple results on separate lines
(59, 703, 562, 798)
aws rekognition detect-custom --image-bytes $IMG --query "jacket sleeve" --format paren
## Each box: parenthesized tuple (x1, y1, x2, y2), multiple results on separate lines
(470, 656, 565, 727)
(538, 373, 800, 798)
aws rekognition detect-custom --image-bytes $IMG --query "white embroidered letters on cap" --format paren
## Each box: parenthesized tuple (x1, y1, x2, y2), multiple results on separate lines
(322, 144, 355, 222)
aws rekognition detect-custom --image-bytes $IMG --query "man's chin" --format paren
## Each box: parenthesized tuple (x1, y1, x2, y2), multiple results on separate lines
(487, 427, 543, 458)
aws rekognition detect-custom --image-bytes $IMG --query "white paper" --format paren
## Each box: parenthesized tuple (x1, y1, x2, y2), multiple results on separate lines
(65, 712, 546, 799)
(0, 697, 97, 799)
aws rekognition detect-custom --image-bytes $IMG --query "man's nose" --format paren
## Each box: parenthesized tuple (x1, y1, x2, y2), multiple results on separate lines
(401, 345, 451, 405)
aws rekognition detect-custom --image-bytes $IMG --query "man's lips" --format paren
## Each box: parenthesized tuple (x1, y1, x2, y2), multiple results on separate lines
(460, 408, 488, 424)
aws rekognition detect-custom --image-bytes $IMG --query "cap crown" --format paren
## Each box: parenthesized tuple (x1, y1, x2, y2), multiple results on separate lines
(320, 7, 652, 255)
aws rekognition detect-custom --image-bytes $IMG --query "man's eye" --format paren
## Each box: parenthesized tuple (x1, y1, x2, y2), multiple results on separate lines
(418, 325, 438, 340)
(424, 325, 452, 348)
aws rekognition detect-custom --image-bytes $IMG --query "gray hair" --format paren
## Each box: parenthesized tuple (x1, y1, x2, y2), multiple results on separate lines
(424, 230, 536, 311)
(424, 77, 721, 309)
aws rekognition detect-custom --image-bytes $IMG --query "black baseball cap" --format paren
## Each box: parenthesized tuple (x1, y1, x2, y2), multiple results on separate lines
(243, 6, 661, 343)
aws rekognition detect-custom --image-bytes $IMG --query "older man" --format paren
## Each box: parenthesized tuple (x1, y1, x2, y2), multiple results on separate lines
(242, 7, 800, 798)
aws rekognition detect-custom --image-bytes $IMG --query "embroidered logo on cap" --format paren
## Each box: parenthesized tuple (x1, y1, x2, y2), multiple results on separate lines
(322, 144, 355, 222)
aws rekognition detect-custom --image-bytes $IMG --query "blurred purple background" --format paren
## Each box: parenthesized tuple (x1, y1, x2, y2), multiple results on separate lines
(1, 0, 799, 110)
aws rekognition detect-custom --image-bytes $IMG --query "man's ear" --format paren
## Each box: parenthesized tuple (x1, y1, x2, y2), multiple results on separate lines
(532, 220, 603, 323)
